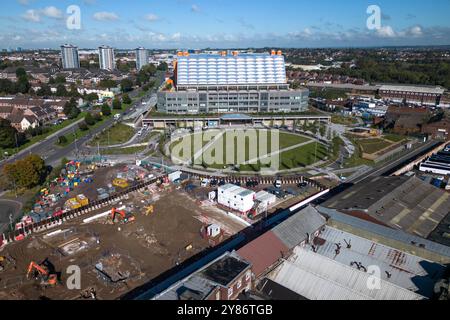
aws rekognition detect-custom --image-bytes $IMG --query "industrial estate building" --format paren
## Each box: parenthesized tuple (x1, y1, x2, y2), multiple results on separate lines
(60, 44, 80, 69)
(322, 175, 450, 240)
(378, 84, 446, 106)
(157, 51, 309, 114)
(98, 45, 116, 71)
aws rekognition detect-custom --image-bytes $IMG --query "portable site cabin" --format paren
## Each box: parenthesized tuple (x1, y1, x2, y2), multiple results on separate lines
(218, 184, 256, 213)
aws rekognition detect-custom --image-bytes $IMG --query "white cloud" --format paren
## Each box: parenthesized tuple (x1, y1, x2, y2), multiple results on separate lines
(41, 6, 63, 19)
(22, 9, 40, 22)
(376, 26, 396, 38)
(191, 4, 200, 13)
(93, 12, 119, 21)
(145, 14, 160, 22)
(409, 26, 423, 37)
(17, 0, 30, 5)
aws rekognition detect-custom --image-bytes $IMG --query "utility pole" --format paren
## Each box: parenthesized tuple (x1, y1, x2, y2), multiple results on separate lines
(14, 133, 19, 154)
(9, 213, 14, 232)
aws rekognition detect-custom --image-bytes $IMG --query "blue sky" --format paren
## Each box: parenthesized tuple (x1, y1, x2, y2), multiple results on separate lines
(1, 0, 450, 49)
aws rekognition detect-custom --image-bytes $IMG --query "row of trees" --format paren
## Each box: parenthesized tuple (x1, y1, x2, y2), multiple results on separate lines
(2, 154, 47, 189)
(325, 57, 450, 89)
(0, 118, 24, 149)
(0, 68, 30, 94)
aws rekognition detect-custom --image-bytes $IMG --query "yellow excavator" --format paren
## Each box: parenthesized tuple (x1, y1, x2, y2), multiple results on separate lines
(144, 205, 154, 216)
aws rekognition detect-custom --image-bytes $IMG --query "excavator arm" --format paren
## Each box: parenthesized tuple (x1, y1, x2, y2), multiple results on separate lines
(27, 262, 48, 278)
(26, 261, 57, 286)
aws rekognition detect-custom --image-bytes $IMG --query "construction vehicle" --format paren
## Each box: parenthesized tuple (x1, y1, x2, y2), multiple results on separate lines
(144, 205, 154, 216)
(109, 207, 135, 224)
(26, 260, 58, 287)
(113, 178, 129, 189)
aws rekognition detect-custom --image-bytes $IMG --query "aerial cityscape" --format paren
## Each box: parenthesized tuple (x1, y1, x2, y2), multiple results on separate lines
(0, 0, 449, 306)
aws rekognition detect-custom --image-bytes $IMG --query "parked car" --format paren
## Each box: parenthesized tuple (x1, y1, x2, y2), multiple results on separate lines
(275, 180, 282, 189)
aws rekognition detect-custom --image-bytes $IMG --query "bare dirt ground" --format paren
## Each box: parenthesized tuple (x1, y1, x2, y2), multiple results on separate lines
(0, 189, 222, 300)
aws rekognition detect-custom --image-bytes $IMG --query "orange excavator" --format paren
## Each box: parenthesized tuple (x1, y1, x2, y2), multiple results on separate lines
(110, 207, 135, 224)
(26, 261, 58, 287)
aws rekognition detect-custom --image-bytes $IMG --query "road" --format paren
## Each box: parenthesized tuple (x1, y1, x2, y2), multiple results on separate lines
(0, 73, 165, 169)
(0, 117, 84, 167)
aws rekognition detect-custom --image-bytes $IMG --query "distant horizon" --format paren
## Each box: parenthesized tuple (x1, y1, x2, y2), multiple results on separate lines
(1, 0, 450, 49)
(3, 44, 450, 52)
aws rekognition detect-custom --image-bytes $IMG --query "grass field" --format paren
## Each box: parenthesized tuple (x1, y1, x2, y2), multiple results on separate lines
(357, 138, 392, 154)
(88, 123, 135, 146)
(383, 134, 407, 143)
(169, 129, 326, 171)
(101, 145, 147, 155)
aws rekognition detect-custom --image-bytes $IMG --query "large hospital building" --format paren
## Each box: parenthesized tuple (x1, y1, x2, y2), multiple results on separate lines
(157, 50, 309, 114)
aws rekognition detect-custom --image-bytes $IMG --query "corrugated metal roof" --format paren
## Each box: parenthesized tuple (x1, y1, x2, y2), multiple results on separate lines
(269, 247, 425, 300)
(312, 226, 445, 298)
(237, 231, 289, 277)
(317, 206, 450, 259)
(272, 206, 326, 249)
(379, 84, 445, 95)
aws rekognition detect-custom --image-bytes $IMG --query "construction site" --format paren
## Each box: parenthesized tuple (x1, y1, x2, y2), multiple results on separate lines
(0, 159, 324, 300)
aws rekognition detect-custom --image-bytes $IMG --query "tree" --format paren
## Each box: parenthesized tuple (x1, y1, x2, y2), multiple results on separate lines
(319, 123, 327, 137)
(0, 118, 19, 149)
(57, 135, 68, 145)
(120, 78, 134, 93)
(78, 121, 88, 131)
(63, 98, 80, 119)
(15, 67, 26, 78)
(122, 93, 132, 104)
(92, 113, 102, 122)
(112, 98, 122, 110)
(101, 103, 111, 116)
(16, 72, 30, 94)
(98, 79, 116, 89)
(56, 84, 68, 97)
(157, 62, 168, 71)
(85, 92, 99, 103)
(85, 113, 95, 126)
(37, 84, 52, 96)
(3, 154, 47, 189)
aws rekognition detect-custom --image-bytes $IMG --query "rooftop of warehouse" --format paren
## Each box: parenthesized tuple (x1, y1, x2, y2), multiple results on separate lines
(322, 176, 450, 238)
(379, 84, 446, 94)
(310, 226, 446, 298)
(153, 251, 251, 300)
(267, 246, 425, 300)
(316, 206, 450, 261)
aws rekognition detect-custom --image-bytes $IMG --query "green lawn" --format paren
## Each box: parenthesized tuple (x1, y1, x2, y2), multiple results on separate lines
(57, 103, 131, 148)
(170, 129, 318, 171)
(88, 123, 135, 146)
(383, 134, 406, 143)
(331, 115, 358, 125)
(357, 138, 392, 154)
(101, 145, 147, 155)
